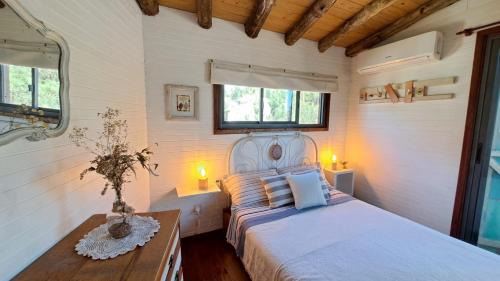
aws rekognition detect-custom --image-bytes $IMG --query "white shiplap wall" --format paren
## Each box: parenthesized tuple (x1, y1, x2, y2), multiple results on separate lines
(346, 0, 500, 234)
(0, 0, 149, 280)
(143, 7, 351, 237)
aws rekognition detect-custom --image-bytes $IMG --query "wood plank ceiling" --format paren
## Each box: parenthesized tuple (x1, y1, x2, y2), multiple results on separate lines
(136, 0, 459, 56)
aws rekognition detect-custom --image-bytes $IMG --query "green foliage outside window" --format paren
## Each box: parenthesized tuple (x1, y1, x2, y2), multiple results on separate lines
(222, 84, 324, 126)
(8, 65, 32, 106)
(38, 68, 60, 109)
(223, 85, 260, 122)
(299, 91, 320, 124)
(263, 88, 296, 122)
(1, 64, 60, 110)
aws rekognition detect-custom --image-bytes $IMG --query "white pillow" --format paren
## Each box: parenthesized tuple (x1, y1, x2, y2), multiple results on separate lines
(277, 163, 334, 197)
(286, 172, 327, 210)
(293, 168, 332, 199)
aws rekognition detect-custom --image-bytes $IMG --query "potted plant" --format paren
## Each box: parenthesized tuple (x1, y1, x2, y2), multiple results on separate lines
(70, 107, 158, 239)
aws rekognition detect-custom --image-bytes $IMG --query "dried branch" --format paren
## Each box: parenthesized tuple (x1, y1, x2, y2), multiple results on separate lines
(69, 107, 159, 211)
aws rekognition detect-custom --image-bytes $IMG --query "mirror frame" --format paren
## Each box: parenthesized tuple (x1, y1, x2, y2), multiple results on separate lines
(0, 0, 70, 145)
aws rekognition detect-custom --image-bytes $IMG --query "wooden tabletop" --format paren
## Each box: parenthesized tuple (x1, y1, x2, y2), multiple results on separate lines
(13, 210, 181, 281)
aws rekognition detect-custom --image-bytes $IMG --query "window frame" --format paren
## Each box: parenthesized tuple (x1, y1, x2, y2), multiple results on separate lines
(213, 84, 330, 134)
(0, 64, 60, 119)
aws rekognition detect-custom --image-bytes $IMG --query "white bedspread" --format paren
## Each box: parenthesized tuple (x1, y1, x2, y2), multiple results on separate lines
(242, 200, 500, 281)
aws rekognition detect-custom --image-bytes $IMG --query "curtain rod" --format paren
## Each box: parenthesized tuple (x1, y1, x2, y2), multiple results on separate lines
(456, 21, 500, 36)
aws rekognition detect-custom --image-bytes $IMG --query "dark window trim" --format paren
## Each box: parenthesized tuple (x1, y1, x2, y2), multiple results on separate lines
(0, 64, 9, 104)
(32, 68, 39, 108)
(0, 103, 60, 118)
(0, 65, 4, 103)
(213, 84, 330, 135)
(451, 25, 500, 238)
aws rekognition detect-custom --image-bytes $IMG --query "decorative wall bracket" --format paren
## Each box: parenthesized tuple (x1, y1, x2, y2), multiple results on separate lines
(359, 77, 455, 104)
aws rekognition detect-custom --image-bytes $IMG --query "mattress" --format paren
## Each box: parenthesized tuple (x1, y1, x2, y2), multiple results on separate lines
(227, 192, 500, 281)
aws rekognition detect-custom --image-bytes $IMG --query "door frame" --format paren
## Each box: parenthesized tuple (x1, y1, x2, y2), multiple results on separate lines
(451, 25, 500, 238)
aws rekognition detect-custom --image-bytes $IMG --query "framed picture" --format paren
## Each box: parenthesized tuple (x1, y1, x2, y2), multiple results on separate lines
(165, 84, 199, 120)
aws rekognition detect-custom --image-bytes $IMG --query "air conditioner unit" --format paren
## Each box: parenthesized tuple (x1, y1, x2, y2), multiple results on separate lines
(356, 31, 443, 75)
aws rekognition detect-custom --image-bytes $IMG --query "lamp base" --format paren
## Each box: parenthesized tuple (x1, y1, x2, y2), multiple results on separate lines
(331, 163, 337, 170)
(198, 178, 208, 191)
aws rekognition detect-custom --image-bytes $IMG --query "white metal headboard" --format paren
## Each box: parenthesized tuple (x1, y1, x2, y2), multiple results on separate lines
(227, 132, 318, 174)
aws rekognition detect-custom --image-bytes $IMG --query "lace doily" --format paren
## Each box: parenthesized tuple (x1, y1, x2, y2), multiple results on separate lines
(75, 215, 160, 260)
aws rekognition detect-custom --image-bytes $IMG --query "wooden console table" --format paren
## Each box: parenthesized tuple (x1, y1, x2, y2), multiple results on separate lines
(13, 210, 182, 281)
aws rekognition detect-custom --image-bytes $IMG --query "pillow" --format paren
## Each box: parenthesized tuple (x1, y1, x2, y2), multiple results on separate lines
(223, 169, 278, 207)
(290, 167, 332, 200)
(260, 173, 293, 208)
(286, 172, 327, 210)
(278, 163, 332, 187)
(277, 163, 321, 174)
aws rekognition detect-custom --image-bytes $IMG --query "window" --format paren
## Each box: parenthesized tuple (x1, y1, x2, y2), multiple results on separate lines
(214, 84, 330, 134)
(0, 64, 60, 118)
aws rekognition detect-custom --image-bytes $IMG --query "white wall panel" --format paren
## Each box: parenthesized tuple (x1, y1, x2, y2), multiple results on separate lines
(0, 1, 149, 279)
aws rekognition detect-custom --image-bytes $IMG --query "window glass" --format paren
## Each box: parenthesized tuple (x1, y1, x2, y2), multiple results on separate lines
(299, 91, 321, 124)
(38, 68, 60, 109)
(224, 84, 260, 122)
(216, 84, 328, 133)
(263, 88, 296, 122)
(8, 65, 32, 106)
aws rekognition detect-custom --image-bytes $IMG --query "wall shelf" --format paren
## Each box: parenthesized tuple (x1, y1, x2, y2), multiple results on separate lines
(359, 76, 456, 104)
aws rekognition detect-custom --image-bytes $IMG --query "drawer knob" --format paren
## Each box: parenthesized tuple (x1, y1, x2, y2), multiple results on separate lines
(168, 255, 174, 270)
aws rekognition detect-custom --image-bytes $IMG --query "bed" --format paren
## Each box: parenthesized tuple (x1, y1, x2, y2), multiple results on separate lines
(223, 132, 500, 281)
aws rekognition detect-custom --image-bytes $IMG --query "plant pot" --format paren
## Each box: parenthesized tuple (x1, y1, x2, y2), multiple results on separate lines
(106, 209, 133, 239)
(108, 221, 132, 239)
(106, 198, 135, 239)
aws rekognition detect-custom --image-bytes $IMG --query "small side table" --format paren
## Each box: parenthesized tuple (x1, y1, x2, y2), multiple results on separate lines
(323, 168, 355, 196)
(13, 211, 182, 281)
(175, 184, 221, 198)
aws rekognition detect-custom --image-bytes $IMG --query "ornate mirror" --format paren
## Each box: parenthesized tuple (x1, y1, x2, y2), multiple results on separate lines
(0, 0, 69, 145)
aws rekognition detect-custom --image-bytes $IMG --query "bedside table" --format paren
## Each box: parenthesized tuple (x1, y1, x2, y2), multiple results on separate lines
(323, 168, 355, 196)
(176, 185, 221, 198)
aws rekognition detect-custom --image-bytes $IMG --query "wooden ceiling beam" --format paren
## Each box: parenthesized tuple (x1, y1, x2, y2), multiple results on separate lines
(197, 0, 212, 29)
(285, 0, 337, 46)
(318, 0, 398, 52)
(135, 0, 159, 16)
(245, 0, 276, 38)
(345, 0, 460, 57)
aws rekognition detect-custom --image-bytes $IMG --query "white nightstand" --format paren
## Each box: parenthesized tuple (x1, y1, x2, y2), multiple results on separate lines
(175, 185, 221, 198)
(323, 168, 355, 196)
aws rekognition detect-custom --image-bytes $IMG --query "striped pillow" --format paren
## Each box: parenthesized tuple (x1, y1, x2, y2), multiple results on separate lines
(260, 173, 293, 208)
(278, 164, 333, 192)
(276, 163, 321, 174)
(223, 169, 278, 207)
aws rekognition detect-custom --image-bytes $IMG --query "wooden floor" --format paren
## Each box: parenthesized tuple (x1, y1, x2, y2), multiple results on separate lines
(181, 230, 251, 281)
